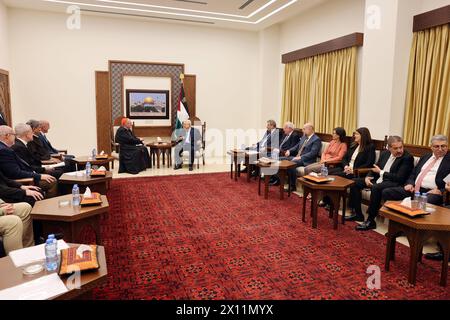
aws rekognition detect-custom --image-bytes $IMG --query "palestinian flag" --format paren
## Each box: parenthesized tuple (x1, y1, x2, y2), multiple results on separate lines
(176, 84, 189, 129)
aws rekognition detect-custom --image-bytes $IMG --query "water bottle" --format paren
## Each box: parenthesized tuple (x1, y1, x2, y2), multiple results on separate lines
(321, 164, 328, 177)
(272, 149, 279, 160)
(85, 162, 92, 177)
(420, 193, 428, 210)
(414, 191, 421, 200)
(92, 148, 97, 159)
(72, 184, 80, 206)
(45, 237, 58, 271)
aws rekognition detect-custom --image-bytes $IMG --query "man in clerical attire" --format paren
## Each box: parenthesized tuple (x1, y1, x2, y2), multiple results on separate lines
(115, 118, 151, 174)
(173, 120, 202, 171)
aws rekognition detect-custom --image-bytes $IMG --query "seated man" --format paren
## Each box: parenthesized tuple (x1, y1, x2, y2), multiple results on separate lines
(269, 122, 300, 185)
(173, 120, 201, 171)
(383, 135, 450, 206)
(115, 118, 151, 174)
(12, 123, 63, 179)
(0, 126, 58, 198)
(38, 120, 59, 154)
(284, 123, 322, 191)
(0, 170, 43, 206)
(0, 199, 34, 255)
(348, 136, 414, 230)
(446, 182, 450, 209)
(26, 120, 60, 162)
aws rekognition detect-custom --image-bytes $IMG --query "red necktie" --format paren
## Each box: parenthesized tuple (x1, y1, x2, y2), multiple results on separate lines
(414, 156, 438, 192)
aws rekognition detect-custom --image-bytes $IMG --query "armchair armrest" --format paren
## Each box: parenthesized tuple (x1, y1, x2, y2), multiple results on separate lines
(324, 160, 341, 168)
(14, 178, 34, 186)
(353, 168, 372, 177)
(58, 150, 68, 155)
(42, 159, 59, 165)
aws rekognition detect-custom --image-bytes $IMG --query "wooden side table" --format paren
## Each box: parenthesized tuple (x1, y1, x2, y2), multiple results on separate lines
(147, 143, 173, 169)
(256, 160, 297, 200)
(298, 175, 355, 230)
(73, 156, 115, 171)
(380, 202, 450, 287)
(58, 171, 113, 195)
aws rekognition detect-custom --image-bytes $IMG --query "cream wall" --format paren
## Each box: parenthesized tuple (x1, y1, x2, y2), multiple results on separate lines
(0, 0, 8, 70)
(8, 9, 259, 156)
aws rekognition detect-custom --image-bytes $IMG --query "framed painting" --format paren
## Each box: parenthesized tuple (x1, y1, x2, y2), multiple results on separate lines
(125, 89, 170, 119)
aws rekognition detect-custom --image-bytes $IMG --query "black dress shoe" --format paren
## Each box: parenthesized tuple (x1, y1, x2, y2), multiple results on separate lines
(189, 166, 193, 171)
(269, 177, 280, 186)
(345, 214, 365, 222)
(355, 220, 377, 231)
(424, 252, 450, 262)
(174, 164, 183, 170)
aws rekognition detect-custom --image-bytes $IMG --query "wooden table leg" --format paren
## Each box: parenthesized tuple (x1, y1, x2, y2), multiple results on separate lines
(407, 229, 424, 285)
(441, 244, 449, 287)
(234, 157, 239, 181)
(246, 158, 251, 183)
(311, 190, 318, 229)
(230, 161, 233, 179)
(156, 150, 161, 169)
(258, 172, 261, 196)
(302, 187, 309, 223)
(279, 171, 285, 200)
(264, 175, 270, 200)
(341, 193, 347, 225)
(162, 150, 166, 167)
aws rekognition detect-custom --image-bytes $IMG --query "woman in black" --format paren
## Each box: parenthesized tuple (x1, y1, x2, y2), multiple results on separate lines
(328, 127, 376, 178)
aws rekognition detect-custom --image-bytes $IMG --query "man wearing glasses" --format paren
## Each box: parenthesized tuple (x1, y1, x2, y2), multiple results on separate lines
(382, 135, 450, 206)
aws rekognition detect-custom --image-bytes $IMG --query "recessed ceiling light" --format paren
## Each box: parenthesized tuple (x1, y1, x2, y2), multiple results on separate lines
(42, 0, 298, 24)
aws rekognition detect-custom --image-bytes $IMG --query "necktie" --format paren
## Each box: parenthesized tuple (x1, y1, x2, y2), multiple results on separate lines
(298, 137, 309, 156)
(414, 157, 439, 192)
(280, 135, 289, 148)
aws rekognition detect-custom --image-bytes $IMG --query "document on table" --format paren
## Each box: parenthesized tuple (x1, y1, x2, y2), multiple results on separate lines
(9, 240, 69, 267)
(42, 162, 65, 169)
(65, 170, 86, 176)
(0, 273, 68, 300)
(444, 173, 450, 184)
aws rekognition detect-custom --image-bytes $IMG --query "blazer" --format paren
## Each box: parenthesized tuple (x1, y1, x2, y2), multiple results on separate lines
(0, 170, 27, 202)
(279, 131, 301, 153)
(341, 143, 376, 170)
(11, 139, 45, 174)
(27, 135, 51, 161)
(38, 133, 58, 154)
(406, 152, 450, 192)
(288, 134, 322, 166)
(367, 150, 414, 185)
(0, 141, 41, 181)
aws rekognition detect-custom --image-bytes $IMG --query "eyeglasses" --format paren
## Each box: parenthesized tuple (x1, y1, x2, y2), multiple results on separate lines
(431, 145, 448, 149)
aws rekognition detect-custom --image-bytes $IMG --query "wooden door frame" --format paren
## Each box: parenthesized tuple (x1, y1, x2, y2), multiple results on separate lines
(0, 69, 12, 126)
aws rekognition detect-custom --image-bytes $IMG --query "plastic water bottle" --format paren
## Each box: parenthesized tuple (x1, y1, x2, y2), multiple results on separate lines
(420, 193, 428, 210)
(272, 149, 279, 160)
(85, 162, 92, 177)
(321, 164, 328, 177)
(45, 237, 58, 271)
(72, 184, 80, 206)
(92, 148, 97, 159)
(414, 191, 421, 200)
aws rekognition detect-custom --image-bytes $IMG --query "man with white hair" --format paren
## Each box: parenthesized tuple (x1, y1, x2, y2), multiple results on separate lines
(0, 125, 58, 198)
(173, 119, 201, 171)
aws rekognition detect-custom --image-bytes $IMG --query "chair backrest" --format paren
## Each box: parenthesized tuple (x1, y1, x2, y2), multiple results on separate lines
(190, 116, 206, 149)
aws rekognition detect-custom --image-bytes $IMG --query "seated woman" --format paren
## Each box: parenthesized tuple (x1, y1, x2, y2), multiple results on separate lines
(304, 127, 348, 175)
(328, 127, 376, 179)
(115, 118, 151, 174)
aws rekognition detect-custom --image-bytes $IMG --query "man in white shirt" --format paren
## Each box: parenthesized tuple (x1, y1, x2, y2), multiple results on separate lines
(348, 136, 414, 230)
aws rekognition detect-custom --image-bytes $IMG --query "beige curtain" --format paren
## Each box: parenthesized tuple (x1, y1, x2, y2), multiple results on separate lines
(312, 47, 357, 134)
(281, 47, 357, 133)
(403, 24, 450, 146)
(281, 58, 313, 127)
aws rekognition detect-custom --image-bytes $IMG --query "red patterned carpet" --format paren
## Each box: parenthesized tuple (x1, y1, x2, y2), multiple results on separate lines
(92, 172, 450, 300)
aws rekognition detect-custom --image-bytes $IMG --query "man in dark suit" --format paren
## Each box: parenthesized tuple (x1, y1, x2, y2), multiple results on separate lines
(349, 136, 414, 230)
(382, 135, 450, 206)
(38, 120, 59, 154)
(269, 122, 301, 185)
(248, 120, 281, 156)
(26, 120, 55, 161)
(115, 118, 151, 174)
(284, 123, 322, 191)
(173, 119, 202, 171)
(12, 123, 63, 179)
(0, 126, 58, 197)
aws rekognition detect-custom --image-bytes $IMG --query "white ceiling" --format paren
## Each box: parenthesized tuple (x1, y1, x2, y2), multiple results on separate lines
(3, 0, 328, 30)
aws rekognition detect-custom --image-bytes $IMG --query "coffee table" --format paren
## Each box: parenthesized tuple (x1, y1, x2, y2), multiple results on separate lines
(146, 142, 174, 169)
(31, 194, 109, 244)
(298, 175, 355, 229)
(380, 201, 450, 286)
(73, 156, 115, 171)
(59, 171, 113, 195)
(0, 244, 107, 300)
(256, 160, 297, 200)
